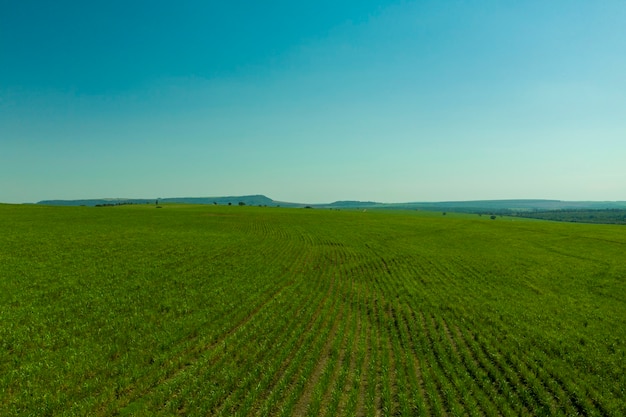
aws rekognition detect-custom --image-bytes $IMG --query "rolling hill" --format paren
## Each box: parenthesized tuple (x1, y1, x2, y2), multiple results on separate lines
(37, 195, 626, 211)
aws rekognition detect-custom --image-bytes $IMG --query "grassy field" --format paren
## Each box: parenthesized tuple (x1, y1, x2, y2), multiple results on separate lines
(1, 203, 625, 416)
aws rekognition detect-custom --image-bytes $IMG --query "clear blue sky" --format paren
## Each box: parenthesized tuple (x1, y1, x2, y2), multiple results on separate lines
(2, 0, 625, 204)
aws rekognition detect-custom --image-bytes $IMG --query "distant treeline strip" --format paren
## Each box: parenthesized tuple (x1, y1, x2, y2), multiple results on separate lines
(419, 206, 626, 225)
(510, 209, 626, 225)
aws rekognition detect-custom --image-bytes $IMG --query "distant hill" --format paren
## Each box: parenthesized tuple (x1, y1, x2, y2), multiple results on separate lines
(36, 198, 153, 207)
(316, 199, 626, 211)
(36, 196, 626, 212)
(321, 200, 384, 208)
(37, 195, 303, 208)
(158, 195, 290, 207)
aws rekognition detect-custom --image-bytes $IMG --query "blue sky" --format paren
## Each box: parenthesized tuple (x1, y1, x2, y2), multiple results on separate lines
(2, 0, 625, 204)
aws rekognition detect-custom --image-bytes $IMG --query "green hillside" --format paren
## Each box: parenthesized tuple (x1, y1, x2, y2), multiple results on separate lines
(1, 204, 624, 415)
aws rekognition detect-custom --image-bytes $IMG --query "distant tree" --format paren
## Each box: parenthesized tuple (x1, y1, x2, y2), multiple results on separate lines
(239, 202, 245, 206)
(228, 202, 232, 206)
(490, 215, 496, 220)
(442, 212, 447, 216)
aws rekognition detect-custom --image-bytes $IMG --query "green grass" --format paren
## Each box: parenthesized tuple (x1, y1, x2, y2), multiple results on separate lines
(1, 203, 625, 415)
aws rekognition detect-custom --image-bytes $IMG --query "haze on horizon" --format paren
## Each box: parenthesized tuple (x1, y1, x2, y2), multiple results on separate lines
(2, 1, 625, 205)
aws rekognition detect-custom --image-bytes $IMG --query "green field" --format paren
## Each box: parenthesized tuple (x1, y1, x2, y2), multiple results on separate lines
(1, 204, 625, 416)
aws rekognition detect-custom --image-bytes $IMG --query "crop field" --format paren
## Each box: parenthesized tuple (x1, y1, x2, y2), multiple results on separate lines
(1, 204, 625, 416)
